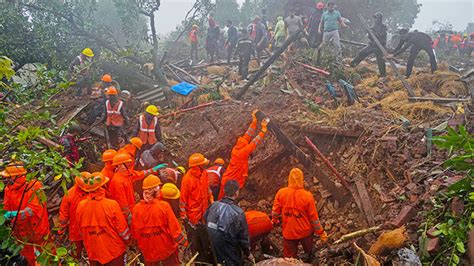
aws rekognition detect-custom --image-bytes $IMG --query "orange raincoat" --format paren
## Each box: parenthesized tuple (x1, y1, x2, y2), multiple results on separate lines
(219, 121, 265, 199)
(272, 168, 324, 240)
(132, 199, 187, 263)
(179, 167, 213, 225)
(76, 189, 130, 264)
(4, 176, 50, 265)
(101, 162, 115, 179)
(108, 168, 146, 220)
(59, 184, 88, 241)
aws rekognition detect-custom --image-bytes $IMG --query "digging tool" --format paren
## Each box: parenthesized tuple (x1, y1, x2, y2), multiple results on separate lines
(339, 79, 359, 104)
(358, 14, 415, 97)
(341, 39, 367, 47)
(235, 30, 302, 99)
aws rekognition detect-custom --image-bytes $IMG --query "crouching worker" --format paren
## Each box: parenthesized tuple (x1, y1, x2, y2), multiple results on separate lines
(272, 168, 328, 263)
(245, 210, 274, 255)
(132, 175, 188, 266)
(206, 180, 254, 265)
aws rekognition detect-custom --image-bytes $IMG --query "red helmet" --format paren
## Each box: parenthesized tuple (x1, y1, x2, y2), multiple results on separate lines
(316, 2, 324, 9)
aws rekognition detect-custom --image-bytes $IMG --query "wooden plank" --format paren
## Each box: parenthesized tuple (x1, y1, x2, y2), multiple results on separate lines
(289, 123, 362, 138)
(56, 102, 91, 126)
(354, 177, 376, 226)
(136, 87, 164, 100)
(408, 96, 470, 103)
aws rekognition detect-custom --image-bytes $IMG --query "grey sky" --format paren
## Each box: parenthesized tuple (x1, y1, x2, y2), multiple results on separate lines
(156, 0, 473, 34)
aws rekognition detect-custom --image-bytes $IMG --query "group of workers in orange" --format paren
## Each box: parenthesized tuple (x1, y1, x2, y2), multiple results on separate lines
(2, 48, 328, 265)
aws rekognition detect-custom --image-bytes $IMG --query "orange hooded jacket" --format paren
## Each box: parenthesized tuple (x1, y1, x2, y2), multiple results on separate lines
(179, 167, 213, 225)
(101, 162, 115, 179)
(272, 168, 324, 240)
(219, 121, 265, 199)
(4, 176, 50, 265)
(132, 199, 187, 262)
(59, 184, 88, 241)
(76, 189, 130, 264)
(245, 210, 273, 242)
(108, 168, 146, 221)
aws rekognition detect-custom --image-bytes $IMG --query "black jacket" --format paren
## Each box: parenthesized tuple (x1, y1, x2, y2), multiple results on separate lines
(369, 22, 387, 47)
(393, 31, 433, 56)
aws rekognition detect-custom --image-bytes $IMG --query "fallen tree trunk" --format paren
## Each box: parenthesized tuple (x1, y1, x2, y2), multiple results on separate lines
(334, 225, 382, 244)
(101, 61, 162, 91)
(235, 30, 302, 100)
(256, 111, 350, 204)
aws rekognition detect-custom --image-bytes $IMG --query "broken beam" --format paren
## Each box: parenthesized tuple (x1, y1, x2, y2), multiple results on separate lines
(408, 96, 470, 103)
(295, 61, 330, 76)
(289, 123, 361, 138)
(256, 111, 350, 204)
(235, 30, 302, 100)
(158, 101, 216, 119)
(355, 177, 376, 226)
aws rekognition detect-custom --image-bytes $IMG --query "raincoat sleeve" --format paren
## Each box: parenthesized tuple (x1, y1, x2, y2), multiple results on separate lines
(166, 204, 187, 246)
(271, 190, 282, 223)
(58, 194, 71, 233)
(18, 184, 46, 220)
(307, 195, 324, 235)
(179, 179, 189, 219)
(242, 131, 265, 156)
(132, 170, 146, 182)
(110, 180, 131, 217)
(110, 202, 131, 243)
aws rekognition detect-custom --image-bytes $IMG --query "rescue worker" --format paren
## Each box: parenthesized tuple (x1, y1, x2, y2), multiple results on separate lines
(76, 172, 131, 265)
(245, 210, 274, 253)
(390, 28, 437, 78)
(226, 20, 239, 64)
(308, 2, 325, 48)
(132, 175, 188, 266)
(58, 172, 91, 259)
(67, 48, 94, 95)
(235, 28, 254, 80)
(350, 12, 387, 77)
(318, 2, 347, 60)
(206, 20, 220, 62)
(108, 152, 165, 223)
(189, 25, 199, 64)
(433, 32, 449, 56)
(460, 33, 469, 56)
(118, 137, 143, 167)
(101, 74, 113, 90)
(248, 16, 268, 66)
(139, 141, 167, 170)
(133, 104, 162, 151)
(59, 122, 88, 165)
(180, 153, 215, 264)
(2, 162, 50, 265)
(272, 168, 328, 262)
(206, 158, 226, 200)
(218, 111, 269, 199)
(205, 180, 253, 265)
(284, 9, 308, 48)
(101, 149, 117, 179)
(104, 86, 128, 148)
(158, 166, 183, 185)
(274, 16, 286, 49)
(161, 183, 182, 218)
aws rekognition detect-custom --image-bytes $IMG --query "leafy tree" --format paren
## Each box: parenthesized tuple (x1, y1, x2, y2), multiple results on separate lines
(240, 0, 264, 28)
(214, 0, 241, 26)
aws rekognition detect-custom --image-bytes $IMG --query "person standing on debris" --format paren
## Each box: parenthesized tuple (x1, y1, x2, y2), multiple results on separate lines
(308, 2, 325, 48)
(226, 20, 239, 64)
(274, 16, 286, 49)
(206, 16, 220, 62)
(59, 122, 88, 165)
(76, 172, 131, 266)
(180, 153, 215, 264)
(68, 48, 94, 95)
(390, 28, 437, 77)
(58, 172, 91, 259)
(206, 180, 253, 265)
(104, 86, 128, 148)
(235, 28, 254, 80)
(318, 2, 347, 59)
(285, 9, 309, 48)
(249, 16, 268, 65)
(207, 158, 226, 200)
(132, 175, 188, 266)
(2, 162, 50, 265)
(108, 152, 165, 223)
(272, 168, 328, 262)
(350, 12, 387, 77)
(218, 111, 269, 199)
(133, 104, 162, 151)
(189, 25, 199, 64)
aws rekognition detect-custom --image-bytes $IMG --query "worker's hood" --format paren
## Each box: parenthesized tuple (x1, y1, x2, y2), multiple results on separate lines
(277, 16, 283, 21)
(288, 168, 304, 189)
(234, 137, 249, 150)
(9, 175, 27, 190)
(188, 166, 203, 179)
(89, 187, 106, 200)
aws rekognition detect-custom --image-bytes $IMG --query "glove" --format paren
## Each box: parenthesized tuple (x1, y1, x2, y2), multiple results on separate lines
(320, 231, 328, 243)
(4, 211, 18, 220)
(261, 118, 270, 133)
(252, 109, 259, 123)
(152, 163, 168, 172)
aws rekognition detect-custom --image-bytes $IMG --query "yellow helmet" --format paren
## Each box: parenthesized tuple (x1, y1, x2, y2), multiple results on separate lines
(145, 105, 159, 116)
(161, 183, 181, 199)
(82, 48, 94, 57)
(176, 166, 186, 175)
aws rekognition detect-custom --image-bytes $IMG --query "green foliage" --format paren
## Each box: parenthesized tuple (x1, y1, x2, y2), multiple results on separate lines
(419, 126, 473, 265)
(214, 0, 241, 26)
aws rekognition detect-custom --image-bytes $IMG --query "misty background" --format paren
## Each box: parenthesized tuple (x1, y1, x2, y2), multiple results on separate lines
(156, 0, 473, 35)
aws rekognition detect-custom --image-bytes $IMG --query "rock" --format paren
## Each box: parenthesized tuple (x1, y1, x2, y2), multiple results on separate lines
(451, 196, 465, 217)
(427, 226, 438, 238)
(426, 237, 440, 254)
(405, 182, 417, 191)
(391, 204, 418, 227)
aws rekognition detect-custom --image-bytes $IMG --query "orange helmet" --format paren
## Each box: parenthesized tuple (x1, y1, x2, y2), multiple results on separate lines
(214, 158, 225, 165)
(102, 74, 113, 83)
(75, 172, 91, 191)
(105, 86, 118, 95)
(102, 149, 117, 163)
(130, 137, 143, 150)
(0, 162, 27, 177)
(188, 153, 209, 168)
(112, 152, 133, 166)
(83, 172, 109, 192)
(142, 174, 162, 189)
